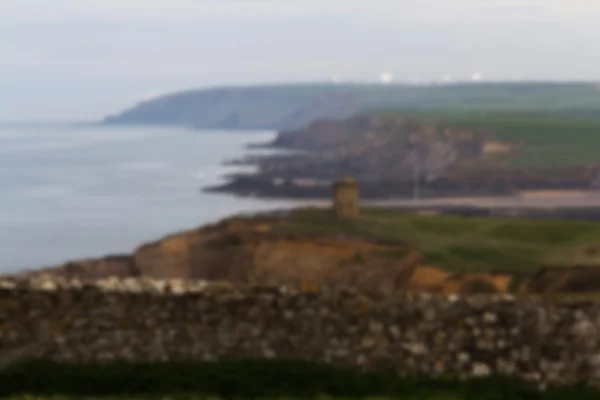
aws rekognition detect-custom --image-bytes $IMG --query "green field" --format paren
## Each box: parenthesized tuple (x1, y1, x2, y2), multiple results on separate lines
(377, 110, 600, 167)
(283, 208, 600, 275)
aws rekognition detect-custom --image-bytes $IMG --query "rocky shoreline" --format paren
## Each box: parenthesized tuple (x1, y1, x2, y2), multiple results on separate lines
(204, 174, 526, 200)
(204, 114, 600, 200)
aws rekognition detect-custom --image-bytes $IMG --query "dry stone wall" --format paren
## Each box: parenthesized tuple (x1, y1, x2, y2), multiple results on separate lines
(2, 276, 600, 389)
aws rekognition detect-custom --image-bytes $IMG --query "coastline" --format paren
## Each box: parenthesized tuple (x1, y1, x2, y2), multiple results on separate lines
(203, 172, 600, 206)
(206, 114, 600, 205)
(203, 174, 600, 219)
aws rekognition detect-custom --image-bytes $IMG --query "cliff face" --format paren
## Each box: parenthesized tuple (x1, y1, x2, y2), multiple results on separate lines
(261, 114, 489, 184)
(13, 213, 600, 295)
(15, 216, 420, 296)
(208, 112, 600, 199)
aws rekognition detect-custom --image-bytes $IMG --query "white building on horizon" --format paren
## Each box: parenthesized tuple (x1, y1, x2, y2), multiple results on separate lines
(379, 72, 394, 84)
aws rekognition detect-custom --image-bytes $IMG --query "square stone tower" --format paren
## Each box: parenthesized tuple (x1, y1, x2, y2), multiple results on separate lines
(333, 177, 359, 219)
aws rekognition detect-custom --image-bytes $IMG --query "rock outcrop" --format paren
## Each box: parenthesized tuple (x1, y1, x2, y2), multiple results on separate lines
(12, 212, 600, 295)
(520, 266, 600, 294)
(207, 113, 600, 199)
(12, 216, 420, 296)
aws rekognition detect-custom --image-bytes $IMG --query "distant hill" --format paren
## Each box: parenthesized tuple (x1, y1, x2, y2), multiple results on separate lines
(103, 82, 600, 131)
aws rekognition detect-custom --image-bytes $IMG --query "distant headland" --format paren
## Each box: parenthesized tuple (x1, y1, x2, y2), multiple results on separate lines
(102, 82, 600, 131)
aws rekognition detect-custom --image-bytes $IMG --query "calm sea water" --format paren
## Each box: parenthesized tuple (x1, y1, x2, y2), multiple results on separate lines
(0, 125, 302, 273)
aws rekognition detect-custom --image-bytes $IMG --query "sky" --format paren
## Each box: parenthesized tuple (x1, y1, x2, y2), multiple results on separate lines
(2, 0, 600, 121)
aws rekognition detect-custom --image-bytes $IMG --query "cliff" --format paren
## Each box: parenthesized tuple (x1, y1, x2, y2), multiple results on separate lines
(102, 82, 600, 131)
(207, 112, 600, 199)
(15, 214, 420, 296)
(13, 208, 600, 295)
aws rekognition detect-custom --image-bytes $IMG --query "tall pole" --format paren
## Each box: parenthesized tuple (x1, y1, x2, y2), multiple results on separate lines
(413, 154, 420, 201)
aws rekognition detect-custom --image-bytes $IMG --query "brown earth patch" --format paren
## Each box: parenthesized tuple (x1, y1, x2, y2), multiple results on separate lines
(483, 141, 513, 155)
(407, 265, 450, 292)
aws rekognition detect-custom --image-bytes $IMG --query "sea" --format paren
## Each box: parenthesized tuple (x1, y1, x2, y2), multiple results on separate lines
(0, 124, 305, 274)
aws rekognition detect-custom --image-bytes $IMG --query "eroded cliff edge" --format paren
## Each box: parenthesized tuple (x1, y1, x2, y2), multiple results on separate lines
(13, 213, 419, 296)
(10, 209, 600, 295)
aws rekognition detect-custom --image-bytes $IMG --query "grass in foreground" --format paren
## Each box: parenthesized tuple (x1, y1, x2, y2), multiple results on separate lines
(1, 359, 599, 399)
(282, 208, 600, 275)
(0, 397, 556, 400)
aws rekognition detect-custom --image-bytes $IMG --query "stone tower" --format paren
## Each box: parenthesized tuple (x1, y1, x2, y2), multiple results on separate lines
(333, 177, 359, 219)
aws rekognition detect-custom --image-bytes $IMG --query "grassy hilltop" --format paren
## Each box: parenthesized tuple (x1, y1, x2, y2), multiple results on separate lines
(283, 208, 600, 275)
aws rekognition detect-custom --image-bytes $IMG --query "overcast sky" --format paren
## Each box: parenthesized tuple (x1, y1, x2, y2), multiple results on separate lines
(2, 0, 600, 121)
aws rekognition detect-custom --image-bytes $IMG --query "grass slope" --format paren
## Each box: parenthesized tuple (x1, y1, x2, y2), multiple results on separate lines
(283, 209, 600, 274)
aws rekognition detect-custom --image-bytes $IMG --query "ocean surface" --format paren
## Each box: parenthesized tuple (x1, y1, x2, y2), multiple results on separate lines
(0, 125, 304, 273)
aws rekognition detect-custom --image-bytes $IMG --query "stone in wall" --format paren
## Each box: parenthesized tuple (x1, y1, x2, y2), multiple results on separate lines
(2, 277, 600, 389)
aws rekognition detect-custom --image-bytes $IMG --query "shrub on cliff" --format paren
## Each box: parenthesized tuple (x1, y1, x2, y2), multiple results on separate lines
(461, 278, 498, 294)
